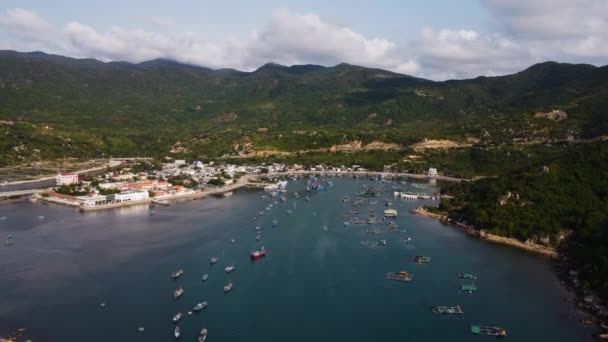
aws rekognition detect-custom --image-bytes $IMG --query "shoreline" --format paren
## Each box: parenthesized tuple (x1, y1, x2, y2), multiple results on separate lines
(413, 206, 558, 258)
(414, 206, 608, 340)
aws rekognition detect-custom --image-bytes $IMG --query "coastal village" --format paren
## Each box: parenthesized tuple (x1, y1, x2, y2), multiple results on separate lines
(33, 158, 443, 211)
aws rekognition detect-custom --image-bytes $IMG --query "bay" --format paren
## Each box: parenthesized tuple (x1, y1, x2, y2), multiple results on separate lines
(0, 178, 592, 341)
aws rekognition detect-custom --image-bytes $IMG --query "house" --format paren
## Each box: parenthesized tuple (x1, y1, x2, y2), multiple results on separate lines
(428, 168, 438, 177)
(56, 173, 79, 186)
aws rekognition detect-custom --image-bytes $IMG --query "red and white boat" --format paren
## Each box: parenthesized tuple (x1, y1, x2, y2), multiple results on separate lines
(250, 247, 267, 261)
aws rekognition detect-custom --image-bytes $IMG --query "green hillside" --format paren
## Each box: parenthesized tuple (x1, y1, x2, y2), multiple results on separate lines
(0, 50, 607, 165)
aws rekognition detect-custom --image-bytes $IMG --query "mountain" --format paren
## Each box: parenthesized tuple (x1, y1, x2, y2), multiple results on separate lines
(0, 50, 607, 164)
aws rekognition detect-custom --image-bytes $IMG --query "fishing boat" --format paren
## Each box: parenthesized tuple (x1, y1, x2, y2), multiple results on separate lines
(173, 286, 184, 299)
(174, 326, 180, 339)
(173, 312, 182, 323)
(470, 325, 507, 336)
(198, 328, 208, 342)
(171, 269, 184, 279)
(383, 209, 398, 218)
(431, 305, 463, 314)
(193, 301, 208, 312)
(457, 272, 477, 280)
(225, 264, 236, 273)
(202, 274, 209, 281)
(224, 282, 233, 293)
(251, 247, 267, 261)
(210, 256, 219, 265)
(413, 256, 431, 264)
(386, 271, 414, 282)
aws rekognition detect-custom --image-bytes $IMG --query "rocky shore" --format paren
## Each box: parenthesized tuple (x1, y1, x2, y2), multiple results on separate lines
(414, 205, 608, 340)
(413, 206, 557, 257)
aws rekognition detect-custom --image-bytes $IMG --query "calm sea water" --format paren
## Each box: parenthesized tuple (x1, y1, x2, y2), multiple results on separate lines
(0, 179, 592, 341)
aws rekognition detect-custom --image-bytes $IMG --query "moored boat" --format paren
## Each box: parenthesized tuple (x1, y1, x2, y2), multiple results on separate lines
(224, 281, 233, 293)
(173, 312, 182, 323)
(225, 264, 236, 273)
(250, 247, 267, 261)
(174, 326, 180, 339)
(173, 286, 184, 299)
(210, 257, 219, 265)
(198, 328, 208, 342)
(171, 269, 184, 279)
(202, 274, 209, 281)
(457, 272, 477, 280)
(386, 271, 414, 282)
(413, 255, 431, 264)
(470, 325, 507, 336)
(431, 305, 463, 314)
(193, 301, 208, 312)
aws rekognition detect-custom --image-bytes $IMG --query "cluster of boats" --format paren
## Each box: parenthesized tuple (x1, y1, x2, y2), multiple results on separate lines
(346, 180, 507, 337)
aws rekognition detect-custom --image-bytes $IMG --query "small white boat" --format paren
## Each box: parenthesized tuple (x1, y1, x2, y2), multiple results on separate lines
(171, 269, 184, 279)
(174, 326, 180, 339)
(225, 264, 236, 273)
(173, 286, 184, 300)
(173, 312, 182, 323)
(99, 302, 106, 308)
(230, 238, 236, 243)
(37, 216, 45, 220)
(138, 326, 145, 332)
(0, 216, 7, 221)
(224, 282, 233, 293)
(193, 301, 208, 312)
(210, 256, 219, 265)
(198, 328, 208, 342)
(202, 274, 209, 281)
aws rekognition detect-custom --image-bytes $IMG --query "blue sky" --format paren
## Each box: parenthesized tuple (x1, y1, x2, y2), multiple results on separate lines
(0, 0, 606, 79)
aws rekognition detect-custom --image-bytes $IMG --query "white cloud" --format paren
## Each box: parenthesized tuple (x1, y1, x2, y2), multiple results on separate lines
(0, 8, 418, 74)
(0, 3, 607, 80)
(414, 28, 530, 80)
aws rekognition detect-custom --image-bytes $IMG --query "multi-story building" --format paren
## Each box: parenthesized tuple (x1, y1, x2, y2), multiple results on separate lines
(110, 190, 149, 203)
(56, 173, 79, 186)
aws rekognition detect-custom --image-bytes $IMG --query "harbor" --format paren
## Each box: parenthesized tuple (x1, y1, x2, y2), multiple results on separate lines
(0, 178, 593, 341)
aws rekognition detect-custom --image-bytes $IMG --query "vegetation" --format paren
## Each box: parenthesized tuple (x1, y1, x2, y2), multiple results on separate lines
(439, 142, 608, 298)
(0, 51, 607, 166)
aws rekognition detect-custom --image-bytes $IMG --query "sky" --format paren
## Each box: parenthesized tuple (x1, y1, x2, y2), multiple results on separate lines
(0, 0, 607, 80)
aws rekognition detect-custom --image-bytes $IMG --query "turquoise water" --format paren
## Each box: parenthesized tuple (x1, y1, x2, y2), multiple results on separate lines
(0, 179, 592, 341)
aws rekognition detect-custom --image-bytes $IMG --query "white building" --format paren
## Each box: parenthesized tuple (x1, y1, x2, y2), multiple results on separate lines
(174, 160, 186, 166)
(76, 195, 109, 207)
(111, 190, 149, 203)
(56, 173, 79, 186)
(428, 168, 438, 177)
